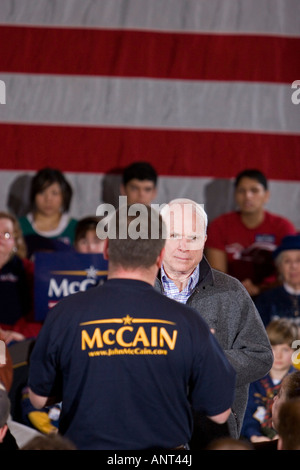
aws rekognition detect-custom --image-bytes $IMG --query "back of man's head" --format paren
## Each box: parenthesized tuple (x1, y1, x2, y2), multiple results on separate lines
(278, 398, 300, 450)
(107, 205, 165, 270)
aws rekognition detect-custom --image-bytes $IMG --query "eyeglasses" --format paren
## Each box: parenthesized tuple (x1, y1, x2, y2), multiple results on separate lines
(0, 232, 14, 241)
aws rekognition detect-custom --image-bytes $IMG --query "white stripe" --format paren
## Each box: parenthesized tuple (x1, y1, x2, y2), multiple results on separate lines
(1, 170, 300, 229)
(0, 0, 299, 36)
(0, 74, 298, 134)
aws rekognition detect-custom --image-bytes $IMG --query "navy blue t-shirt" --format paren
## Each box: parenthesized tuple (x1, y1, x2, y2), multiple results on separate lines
(29, 278, 235, 450)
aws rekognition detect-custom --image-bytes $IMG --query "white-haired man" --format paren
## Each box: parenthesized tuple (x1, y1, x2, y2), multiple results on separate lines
(156, 199, 273, 445)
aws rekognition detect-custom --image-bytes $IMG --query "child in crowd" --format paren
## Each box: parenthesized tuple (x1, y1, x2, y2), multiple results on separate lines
(74, 216, 104, 254)
(120, 161, 158, 205)
(241, 318, 298, 443)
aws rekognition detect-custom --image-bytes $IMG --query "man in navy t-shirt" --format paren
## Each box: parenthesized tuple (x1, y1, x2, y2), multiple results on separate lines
(28, 206, 236, 450)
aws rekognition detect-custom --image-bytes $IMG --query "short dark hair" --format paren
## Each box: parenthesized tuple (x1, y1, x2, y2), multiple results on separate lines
(75, 216, 102, 243)
(108, 205, 165, 269)
(30, 167, 73, 212)
(234, 169, 268, 190)
(122, 162, 157, 186)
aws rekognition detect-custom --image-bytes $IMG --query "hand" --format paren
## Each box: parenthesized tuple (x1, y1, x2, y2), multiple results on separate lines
(250, 435, 271, 443)
(0, 328, 26, 345)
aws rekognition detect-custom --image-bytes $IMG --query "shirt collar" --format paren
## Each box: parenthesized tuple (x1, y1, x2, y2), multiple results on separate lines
(284, 283, 300, 296)
(161, 263, 200, 293)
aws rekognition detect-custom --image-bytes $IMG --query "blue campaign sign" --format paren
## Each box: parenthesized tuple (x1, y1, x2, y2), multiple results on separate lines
(34, 252, 108, 321)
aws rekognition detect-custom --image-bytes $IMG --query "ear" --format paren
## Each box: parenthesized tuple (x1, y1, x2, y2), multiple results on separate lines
(120, 184, 126, 196)
(0, 424, 8, 443)
(156, 247, 165, 269)
(102, 238, 109, 260)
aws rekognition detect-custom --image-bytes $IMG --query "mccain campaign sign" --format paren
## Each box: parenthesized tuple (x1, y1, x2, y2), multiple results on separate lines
(34, 252, 108, 321)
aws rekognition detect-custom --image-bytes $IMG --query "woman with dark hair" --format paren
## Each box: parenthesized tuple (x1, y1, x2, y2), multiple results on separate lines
(19, 168, 77, 258)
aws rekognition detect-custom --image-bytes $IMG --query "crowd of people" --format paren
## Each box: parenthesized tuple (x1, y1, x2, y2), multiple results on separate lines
(0, 162, 300, 451)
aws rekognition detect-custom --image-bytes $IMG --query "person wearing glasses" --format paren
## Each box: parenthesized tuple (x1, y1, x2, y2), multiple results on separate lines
(0, 212, 41, 344)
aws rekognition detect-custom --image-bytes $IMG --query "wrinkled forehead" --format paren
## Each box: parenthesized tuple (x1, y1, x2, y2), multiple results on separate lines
(162, 203, 205, 235)
(0, 217, 14, 230)
(280, 250, 300, 261)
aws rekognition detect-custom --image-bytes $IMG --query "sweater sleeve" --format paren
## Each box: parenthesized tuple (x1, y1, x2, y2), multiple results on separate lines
(217, 279, 273, 387)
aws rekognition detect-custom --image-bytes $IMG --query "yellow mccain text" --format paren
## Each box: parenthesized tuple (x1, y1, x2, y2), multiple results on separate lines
(81, 315, 178, 357)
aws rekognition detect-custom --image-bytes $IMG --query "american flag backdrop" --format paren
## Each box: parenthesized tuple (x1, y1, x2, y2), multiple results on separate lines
(0, 0, 299, 226)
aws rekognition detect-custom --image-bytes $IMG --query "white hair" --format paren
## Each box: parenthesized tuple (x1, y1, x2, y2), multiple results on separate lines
(160, 198, 208, 235)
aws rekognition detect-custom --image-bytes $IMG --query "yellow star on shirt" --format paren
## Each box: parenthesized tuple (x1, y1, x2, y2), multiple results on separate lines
(123, 315, 134, 325)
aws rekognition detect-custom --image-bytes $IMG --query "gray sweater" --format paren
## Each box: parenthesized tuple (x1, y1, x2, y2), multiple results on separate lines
(155, 257, 273, 439)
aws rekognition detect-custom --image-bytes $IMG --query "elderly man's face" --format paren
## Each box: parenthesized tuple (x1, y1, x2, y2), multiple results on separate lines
(162, 203, 206, 277)
(278, 250, 300, 290)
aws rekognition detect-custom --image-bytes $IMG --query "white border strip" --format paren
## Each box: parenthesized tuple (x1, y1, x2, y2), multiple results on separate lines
(0, 74, 298, 134)
(0, 0, 299, 37)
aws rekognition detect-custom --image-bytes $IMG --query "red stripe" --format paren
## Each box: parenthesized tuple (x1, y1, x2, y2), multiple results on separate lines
(0, 123, 299, 180)
(0, 25, 299, 83)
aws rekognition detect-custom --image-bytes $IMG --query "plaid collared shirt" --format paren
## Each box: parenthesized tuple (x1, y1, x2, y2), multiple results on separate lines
(161, 264, 199, 304)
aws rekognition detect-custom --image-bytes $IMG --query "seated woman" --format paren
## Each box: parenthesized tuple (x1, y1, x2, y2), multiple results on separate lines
(19, 168, 77, 259)
(0, 212, 41, 343)
(255, 234, 300, 327)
